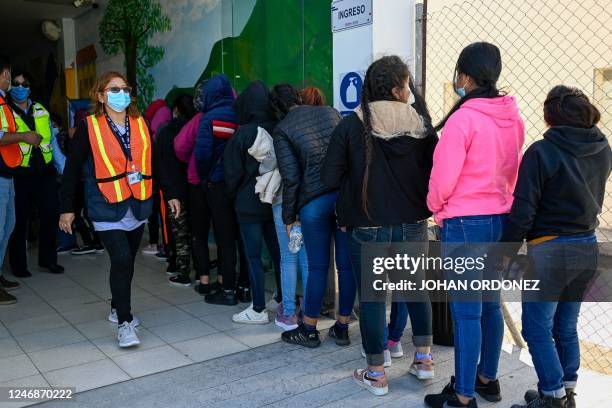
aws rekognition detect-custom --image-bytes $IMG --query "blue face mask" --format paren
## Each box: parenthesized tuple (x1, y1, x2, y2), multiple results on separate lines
(455, 85, 466, 98)
(10, 85, 30, 102)
(106, 90, 131, 113)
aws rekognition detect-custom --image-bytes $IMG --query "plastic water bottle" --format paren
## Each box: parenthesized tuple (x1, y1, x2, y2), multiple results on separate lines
(288, 225, 303, 254)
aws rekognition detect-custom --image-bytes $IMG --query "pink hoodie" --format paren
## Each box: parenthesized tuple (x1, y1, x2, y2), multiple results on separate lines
(427, 96, 525, 225)
(174, 112, 203, 185)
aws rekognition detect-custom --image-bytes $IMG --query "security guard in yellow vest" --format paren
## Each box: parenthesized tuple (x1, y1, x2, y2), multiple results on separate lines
(8, 69, 63, 277)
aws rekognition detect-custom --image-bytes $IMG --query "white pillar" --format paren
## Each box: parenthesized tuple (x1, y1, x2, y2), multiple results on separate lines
(332, 0, 416, 114)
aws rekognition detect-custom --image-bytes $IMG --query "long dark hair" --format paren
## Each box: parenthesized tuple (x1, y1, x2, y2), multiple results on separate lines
(436, 42, 504, 131)
(269, 83, 302, 120)
(543, 85, 600, 128)
(360, 55, 410, 217)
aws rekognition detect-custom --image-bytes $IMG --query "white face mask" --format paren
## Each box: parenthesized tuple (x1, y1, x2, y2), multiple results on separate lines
(407, 92, 415, 106)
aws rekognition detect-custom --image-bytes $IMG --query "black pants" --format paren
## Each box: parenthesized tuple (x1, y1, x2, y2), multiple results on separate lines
(237, 234, 250, 288)
(189, 183, 240, 290)
(98, 225, 144, 324)
(9, 172, 58, 273)
(148, 188, 161, 246)
(74, 186, 101, 247)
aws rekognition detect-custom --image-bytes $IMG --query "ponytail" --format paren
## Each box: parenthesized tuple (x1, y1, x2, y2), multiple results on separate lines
(436, 42, 504, 131)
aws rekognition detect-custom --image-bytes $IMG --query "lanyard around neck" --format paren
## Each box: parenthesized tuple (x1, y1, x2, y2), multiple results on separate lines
(104, 111, 132, 162)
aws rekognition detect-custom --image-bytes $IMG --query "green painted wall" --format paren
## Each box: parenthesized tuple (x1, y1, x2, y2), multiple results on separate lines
(176, 0, 332, 104)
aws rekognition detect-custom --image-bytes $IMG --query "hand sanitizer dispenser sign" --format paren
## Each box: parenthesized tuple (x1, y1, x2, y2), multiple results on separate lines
(332, 0, 415, 116)
(339, 71, 364, 115)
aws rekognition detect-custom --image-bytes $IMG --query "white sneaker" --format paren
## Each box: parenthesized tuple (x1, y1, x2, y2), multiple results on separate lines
(117, 321, 140, 348)
(265, 297, 279, 311)
(232, 304, 269, 324)
(353, 369, 388, 396)
(389, 341, 404, 358)
(141, 244, 158, 255)
(360, 346, 392, 367)
(108, 309, 140, 327)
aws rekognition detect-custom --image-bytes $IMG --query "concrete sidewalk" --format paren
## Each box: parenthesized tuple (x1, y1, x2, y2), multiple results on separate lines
(32, 327, 612, 408)
(1, 245, 611, 407)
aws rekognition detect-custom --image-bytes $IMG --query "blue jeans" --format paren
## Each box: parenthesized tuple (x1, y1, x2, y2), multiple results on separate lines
(348, 221, 433, 366)
(385, 302, 409, 345)
(0, 177, 16, 277)
(300, 192, 355, 319)
(239, 222, 281, 313)
(442, 214, 507, 399)
(273, 203, 309, 316)
(522, 233, 597, 396)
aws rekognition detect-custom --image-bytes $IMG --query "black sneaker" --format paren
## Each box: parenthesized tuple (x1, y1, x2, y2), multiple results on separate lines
(194, 282, 211, 295)
(205, 289, 238, 306)
(281, 323, 321, 348)
(425, 377, 477, 408)
(0, 288, 17, 305)
(524, 389, 573, 408)
(328, 322, 350, 346)
(475, 375, 501, 402)
(565, 389, 576, 408)
(237, 286, 251, 303)
(71, 245, 96, 255)
(166, 264, 178, 276)
(12, 270, 32, 278)
(169, 275, 192, 287)
(40, 264, 64, 274)
(511, 395, 567, 408)
(155, 251, 169, 261)
(93, 244, 104, 253)
(0, 276, 20, 291)
(57, 244, 78, 254)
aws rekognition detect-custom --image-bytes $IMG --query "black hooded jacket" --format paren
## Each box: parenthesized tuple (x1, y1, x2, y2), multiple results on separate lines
(223, 81, 277, 223)
(502, 125, 612, 243)
(153, 116, 189, 202)
(321, 106, 438, 227)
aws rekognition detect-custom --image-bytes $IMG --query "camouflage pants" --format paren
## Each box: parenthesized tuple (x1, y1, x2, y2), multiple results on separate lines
(170, 202, 191, 278)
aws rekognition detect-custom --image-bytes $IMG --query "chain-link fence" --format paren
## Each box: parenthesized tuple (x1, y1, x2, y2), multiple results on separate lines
(420, 0, 612, 375)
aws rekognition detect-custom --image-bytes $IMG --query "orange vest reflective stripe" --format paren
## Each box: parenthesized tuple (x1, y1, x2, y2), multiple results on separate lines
(86, 114, 152, 204)
(0, 94, 23, 168)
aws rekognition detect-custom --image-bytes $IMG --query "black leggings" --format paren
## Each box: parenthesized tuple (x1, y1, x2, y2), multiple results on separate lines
(189, 183, 240, 290)
(98, 225, 144, 324)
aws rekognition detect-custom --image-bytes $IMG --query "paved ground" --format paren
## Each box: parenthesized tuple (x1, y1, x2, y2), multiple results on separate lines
(0, 246, 611, 407)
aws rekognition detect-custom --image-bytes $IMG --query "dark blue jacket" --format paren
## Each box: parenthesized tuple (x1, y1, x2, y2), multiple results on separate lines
(195, 74, 237, 184)
(83, 156, 152, 222)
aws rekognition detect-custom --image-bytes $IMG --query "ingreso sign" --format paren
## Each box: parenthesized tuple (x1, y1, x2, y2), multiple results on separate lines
(331, 0, 373, 32)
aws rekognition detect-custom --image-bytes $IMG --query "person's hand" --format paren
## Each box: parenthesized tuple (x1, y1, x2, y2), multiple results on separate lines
(168, 199, 181, 218)
(59, 213, 75, 235)
(21, 131, 42, 146)
(286, 221, 300, 237)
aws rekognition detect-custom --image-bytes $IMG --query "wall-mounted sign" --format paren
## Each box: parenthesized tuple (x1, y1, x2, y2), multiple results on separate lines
(331, 0, 373, 33)
(338, 71, 364, 115)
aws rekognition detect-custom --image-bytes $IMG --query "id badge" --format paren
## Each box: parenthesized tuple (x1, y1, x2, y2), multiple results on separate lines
(127, 171, 142, 185)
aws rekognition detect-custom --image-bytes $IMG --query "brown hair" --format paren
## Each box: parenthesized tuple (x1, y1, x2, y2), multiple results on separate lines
(543, 85, 600, 128)
(300, 87, 326, 106)
(90, 71, 140, 117)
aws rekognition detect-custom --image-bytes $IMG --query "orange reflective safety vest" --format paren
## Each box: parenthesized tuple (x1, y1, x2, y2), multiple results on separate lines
(86, 114, 152, 203)
(0, 94, 23, 168)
